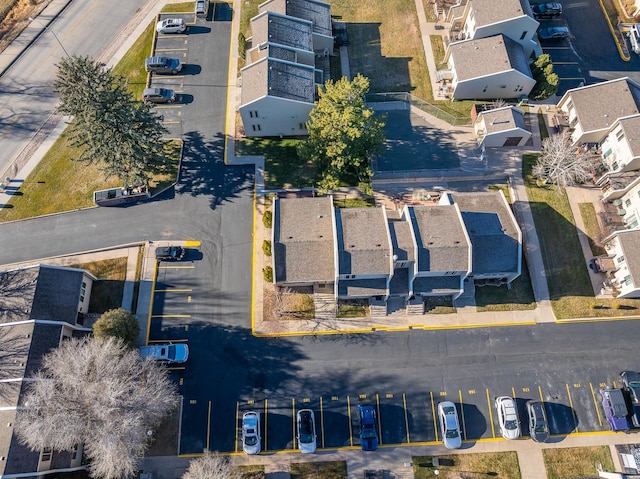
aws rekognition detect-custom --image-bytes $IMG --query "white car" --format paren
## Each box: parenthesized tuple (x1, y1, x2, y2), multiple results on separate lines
(495, 396, 520, 440)
(437, 401, 462, 449)
(296, 409, 317, 453)
(156, 18, 186, 34)
(138, 343, 189, 364)
(242, 412, 261, 455)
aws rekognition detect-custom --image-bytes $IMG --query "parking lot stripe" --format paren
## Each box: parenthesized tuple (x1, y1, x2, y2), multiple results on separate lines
(154, 288, 193, 293)
(486, 388, 496, 438)
(458, 390, 467, 441)
(146, 260, 159, 344)
(511, 386, 516, 399)
(149, 338, 188, 342)
(589, 382, 603, 427)
(347, 396, 353, 447)
(150, 314, 191, 318)
(430, 392, 438, 442)
(292, 398, 296, 450)
(158, 264, 195, 269)
(403, 393, 411, 444)
(235, 402, 239, 453)
(154, 48, 189, 52)
(565, 384, 579, 433)
(376, 394, 382, 445)
(185, 240, 201, 247)
(320, 396, 325, 448)
(207, 401, 212, 451)
(264, 399, 268, 452)
(538, 385, 544, 402)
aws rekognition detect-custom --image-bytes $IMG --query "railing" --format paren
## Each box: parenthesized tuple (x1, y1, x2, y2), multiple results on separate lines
(365, 92, 472, 126)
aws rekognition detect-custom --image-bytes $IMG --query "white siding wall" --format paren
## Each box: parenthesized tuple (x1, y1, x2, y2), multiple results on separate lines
(621, 183, 640, 229)
(601, 126, 637, 172)
(464, 17, 539, 57)
(240, 96, 314, 137)
(452, 70, 535, 100)
(78, 274, 93, 314)
(480, 128, 531, 147)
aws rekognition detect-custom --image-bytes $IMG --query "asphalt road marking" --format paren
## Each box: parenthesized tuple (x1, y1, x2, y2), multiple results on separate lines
(589, 382, 603, 427)
(376, 394, 382, 445)
(207, 401, 212, 451)
(430, 391, 438, 442)
(234, 402, 239, 452)
(566, 383, 579, 432)
(403, 393, 410, 444)
(155, 288, 193, 292)
(291, 398, 296, 450)
(185, 240, 201, 247)
(264, 399, 268, 452)
(150, 314, 191, 318)
(459, 390, 467, 441)
(319, 396, 325, 448)
(486, 388, 495, 438)
(149, 338, 188, 342)
(347, 396, 353, 447)
(158, 264, 194, 268)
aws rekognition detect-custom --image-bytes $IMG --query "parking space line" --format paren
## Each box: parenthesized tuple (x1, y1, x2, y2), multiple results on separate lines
(150, 314, 191, 318)
(154, 105, 183, 109)
(553, 61, 579, 64)
(149, 338, 188, 342)
(161, 121, 182, 125)
(565, 384, 579, 433)
(486, 388, 495, 438)
(207, 401, 212, 451)
(235, 401, 239, 453)
(430, 392, 438, 442)
(347, 396, 353, 447)
(376, 394, 382, 445)
(589, 383, 603, 427)
(292, 398, 296, 450)
(154, 48, 189, 52)
(264, 399, 268, 452)
(155, 288, 193, 293)
(538, 385, 544, 402)
(185, 240, 201, 247)
(403, 393, 411, 444)
(320, 396, 325, 448)
(458, 390, 467, 441)
(146, 260, 159, 344)
(512, 386, 517, 399)
(158, 264, 194, 268)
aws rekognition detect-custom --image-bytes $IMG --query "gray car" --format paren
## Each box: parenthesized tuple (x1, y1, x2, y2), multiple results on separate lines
(145, 56, 182, 74)
(526, 401, 549, 442)
(538, 26, 570, 40)
(142, 87, 176, 104)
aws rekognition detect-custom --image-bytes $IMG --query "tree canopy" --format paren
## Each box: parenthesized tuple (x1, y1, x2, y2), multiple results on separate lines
(92, 308, 141, 349)
(530, 54, 559, 100)
(53, 55, 170, 186)
(15, 337, 179, 479)
(532, 131, 592, 189)
(297, 74, 386, 193)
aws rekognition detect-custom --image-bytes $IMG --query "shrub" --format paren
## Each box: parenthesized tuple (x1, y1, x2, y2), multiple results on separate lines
(92, 308, 140, 349)
(263, 210, 273, 228)
(530, 54, 559, 100)
(262, 240, 272, 256)
(262, 266, 273, 282)
(238, 33, 248, 60)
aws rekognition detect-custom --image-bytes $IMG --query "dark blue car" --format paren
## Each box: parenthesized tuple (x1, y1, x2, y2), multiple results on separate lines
(358, 405, 378, 451)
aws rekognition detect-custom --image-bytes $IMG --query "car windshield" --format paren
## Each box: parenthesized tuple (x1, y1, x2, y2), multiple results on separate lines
(244, 434, 257, 446)
(505, 420, 518, 430)
(445, 429, 459, 439)
(299, 432, 314, 443)
(629, 381, 640, 389)
(361, 427, 377, 439)
(534, 424, 547, 433)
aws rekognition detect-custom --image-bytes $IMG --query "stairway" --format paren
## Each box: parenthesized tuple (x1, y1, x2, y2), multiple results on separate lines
(313, 293, 336, 320)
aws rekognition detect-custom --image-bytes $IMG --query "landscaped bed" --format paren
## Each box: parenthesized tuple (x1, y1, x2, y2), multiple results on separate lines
(290, 461, 347, 479)
(413, 452, 521, 479)
(543, 446, 614, 479)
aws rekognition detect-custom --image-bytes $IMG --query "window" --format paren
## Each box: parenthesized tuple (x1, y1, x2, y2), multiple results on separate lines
(499, 85, 507, 89)
(627, 215, 638, 229)
(626, 198, 632, 208)
(80, 281, 87, 303)
(520, 31, 527, 40)
(252, 124, 261, 131)
(623, 275, 633, 286)
(616, 128, 625, 141)
(482, 86, 488, 92)
(71, 444, 79, 460)
(566, 100, 574, 114)
(299, 123, 305, 130)
(249, 110, 259, 118)
(618, 256, 625, 264)
(41, 448, 52, 462)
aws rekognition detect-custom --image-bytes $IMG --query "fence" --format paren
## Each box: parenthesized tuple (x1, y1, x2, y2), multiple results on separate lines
(365, 92, 472, 126)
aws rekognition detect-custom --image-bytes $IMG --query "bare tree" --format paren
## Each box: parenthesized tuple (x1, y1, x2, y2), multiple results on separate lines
(182, 452, 237, 479)
(532, 131, 592, 189)
(15, 337, 179, 479)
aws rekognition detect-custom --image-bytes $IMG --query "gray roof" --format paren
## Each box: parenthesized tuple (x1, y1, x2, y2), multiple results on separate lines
(618, 230, 640, 288)
(241, 56, 316, 105)
(389, 268, 409, 295)
(274, 196, 335, 283)
(0, 265, 84, 324)
(616, 114, 640, 157)
(388, 219, 415, 262)
(260, 0, 332, 36)
(479, 106, 528, 133)
(413, 275, 462, 295)
(408, 206, 470, 273)
(338, 278, 387, 297)
(451, 34, 530, 82)
(251, 42, 299, 63)
(563, 78, 640, 134)
(336, 208, 391, 275)
(450, 192, 520, 274)
(470, 0, 529, 27)
(250, 11, 313, 51)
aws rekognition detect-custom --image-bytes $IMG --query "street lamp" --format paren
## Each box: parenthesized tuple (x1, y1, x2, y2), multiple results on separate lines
(28, 16, 71, 59)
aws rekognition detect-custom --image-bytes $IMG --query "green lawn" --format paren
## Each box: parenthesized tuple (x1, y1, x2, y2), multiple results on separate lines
(414, 452, 520, 479)
(69, 257, 128, 314)
(579, 202, 607, 256)
(112, 22, 154, 100)
(543, 446, 614, 479)
(476, 257, 536, 311)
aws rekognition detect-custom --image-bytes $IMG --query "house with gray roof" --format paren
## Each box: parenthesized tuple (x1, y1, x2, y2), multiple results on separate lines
(444, 191, 522, 285)
(557, 77, 640, 146)
(259, 0, 334, 52)
(446, 0, 539, 58)
(404, 205, 471, 299)
(600, 229, 640, 298)
(0, 264, 96, 478)
(474, 105, 532, 147)
(336, 207, 393, 298)
(446, 34, 535, 101)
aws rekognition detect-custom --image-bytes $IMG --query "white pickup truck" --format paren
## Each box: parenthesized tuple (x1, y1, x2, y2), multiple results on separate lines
(139, 343, 189, 364)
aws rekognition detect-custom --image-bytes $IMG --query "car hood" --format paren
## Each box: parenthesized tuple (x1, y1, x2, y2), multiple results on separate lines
(444, 435, 462, 449)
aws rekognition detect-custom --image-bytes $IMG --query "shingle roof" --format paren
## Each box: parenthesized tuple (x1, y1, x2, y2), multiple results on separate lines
(616, 115, 640, 157)
(413, 276, 462, 294)
(274, 197, 335, 283)
(479, 106, 527, 133)
(250, 11, 313, 51)
(260, 0, 332, 36)
(618, 230, 640, 288)
(451, 34, 530, 82)
(338, 278, 387, 297)
(388, 219, 415, 262)
(450, 192, 520, 274)
(241, 57, 316, 105)
(336, 208, 391, 275)
(563, 78, 640, 134)
(408, 206, 470, 273)
(470, 0, 529, 27)
(251, 42, 299, 63)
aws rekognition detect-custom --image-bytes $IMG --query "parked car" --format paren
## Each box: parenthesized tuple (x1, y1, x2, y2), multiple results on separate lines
(600, 387, 630, 431)
(145, 56, 182, 74)
(242, 412, 261, 455)
(139, 343, 189, 364)
(495, 396, 520, 440)
(620, 371, 640, 427)
(357, 405, 378, 451)
(155, 246, 186, 261)
(195, 0, 207, 17)
(538, 26, 570, 40)
(437, 401, 462, 449)
(530, 2, 562, 18)
(142, 87, 176, 104)
(296, 409, 317, 453)
(526, 400, 549, 442)
(156, 18, 187, 34)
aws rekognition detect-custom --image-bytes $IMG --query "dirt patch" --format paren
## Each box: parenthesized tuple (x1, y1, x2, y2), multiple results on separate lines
(0, 0, 55, 54)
